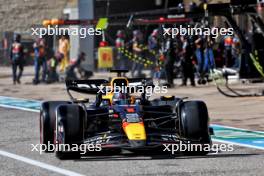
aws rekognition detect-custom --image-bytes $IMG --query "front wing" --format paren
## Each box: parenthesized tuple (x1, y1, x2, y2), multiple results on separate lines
(82, 132, 205, 150)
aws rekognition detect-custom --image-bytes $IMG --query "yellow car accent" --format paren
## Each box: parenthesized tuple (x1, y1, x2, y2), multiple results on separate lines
(123, 122, 146, 140)
(102, 93, 114, 104)
(163, 96, 172, 98)
(110, 77, 128, 87)
(102, 77, 135, 105)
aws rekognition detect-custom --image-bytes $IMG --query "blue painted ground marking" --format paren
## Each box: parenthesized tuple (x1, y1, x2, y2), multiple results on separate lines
(0, 96, 41, 112)
(211, 124, 264, 150)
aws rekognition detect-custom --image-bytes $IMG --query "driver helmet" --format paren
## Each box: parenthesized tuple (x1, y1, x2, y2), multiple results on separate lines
(112, 92, 129, 105)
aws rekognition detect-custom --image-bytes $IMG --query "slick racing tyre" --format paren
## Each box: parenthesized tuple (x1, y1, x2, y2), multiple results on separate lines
(40, 101, 71, 152)
(55, 104, 84, 160)
(179, 101, 211, 155)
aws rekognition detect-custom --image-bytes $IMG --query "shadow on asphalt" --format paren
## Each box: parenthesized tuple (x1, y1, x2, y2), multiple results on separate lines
(75, 151, 261, 162)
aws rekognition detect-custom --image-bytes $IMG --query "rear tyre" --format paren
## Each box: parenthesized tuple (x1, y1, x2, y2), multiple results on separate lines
(55, 104, 84, 160)
(179, 101, 211, 156)
(40, 101, 71, 152)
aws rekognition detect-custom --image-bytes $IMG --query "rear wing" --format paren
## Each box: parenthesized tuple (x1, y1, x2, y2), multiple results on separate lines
(110, 69, 129, 77)
(66, 80, 109, 94)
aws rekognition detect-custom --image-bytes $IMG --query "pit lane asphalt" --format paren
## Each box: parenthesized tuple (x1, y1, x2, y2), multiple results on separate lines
(0, 107, 263, 176)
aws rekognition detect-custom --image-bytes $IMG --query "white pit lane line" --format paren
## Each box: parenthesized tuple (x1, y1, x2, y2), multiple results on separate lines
(0, 150, 85, 176)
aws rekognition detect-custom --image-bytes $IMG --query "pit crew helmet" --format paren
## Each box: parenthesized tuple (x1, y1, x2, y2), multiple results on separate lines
(116, 30, 125, 38)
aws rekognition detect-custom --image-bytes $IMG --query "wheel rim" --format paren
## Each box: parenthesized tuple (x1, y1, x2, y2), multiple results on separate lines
(57, 121, 65, 144)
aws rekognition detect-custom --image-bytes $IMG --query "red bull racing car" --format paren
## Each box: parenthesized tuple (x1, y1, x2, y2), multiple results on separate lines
(40, 70, 213, 159)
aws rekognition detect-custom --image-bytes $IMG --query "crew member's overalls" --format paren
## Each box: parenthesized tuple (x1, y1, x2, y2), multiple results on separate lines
(116, 37, 127, 69)
(34, 44, 47, 84)
(10, 42, 24, 84)
(182, 41, 195, 86)
(132, 39, 144, 78)
(164, 38, 176, 86)
(148, 35, 159, 77)
(224, 36, 233, 67)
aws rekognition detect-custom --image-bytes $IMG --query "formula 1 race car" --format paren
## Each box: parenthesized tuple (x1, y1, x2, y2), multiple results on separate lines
(40, 70, 213, 159)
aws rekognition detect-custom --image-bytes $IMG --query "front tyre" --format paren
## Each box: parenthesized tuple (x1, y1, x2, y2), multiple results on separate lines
(40, 101, 71, 152)
(179, 101, 211, 155)
(55, 104, 84, 160)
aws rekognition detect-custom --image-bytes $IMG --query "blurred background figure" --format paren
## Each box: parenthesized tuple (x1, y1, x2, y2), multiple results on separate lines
(131, 30, 144, 78)
(58, 35, 70, 72)
(33, 38, 47, 85)
(163, 35, 177, 87)
(65, 52, 92, 80)
(148, 29, 159, 77)
(181, 36, 195, 86)
(198, 36, 215, 84)
(46, 51, 62, 83)
(231, 34, 241, 68)
(195, 34, 212, 84)
(204, 36, 215, 73)
(10, 33, 24, 85)
(195, 35, 205, 75)
(2, 32, 9, 62)
(189, 1, 198, 12)
(115, 30, 127, 70)
(223, 34, 233, 67)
